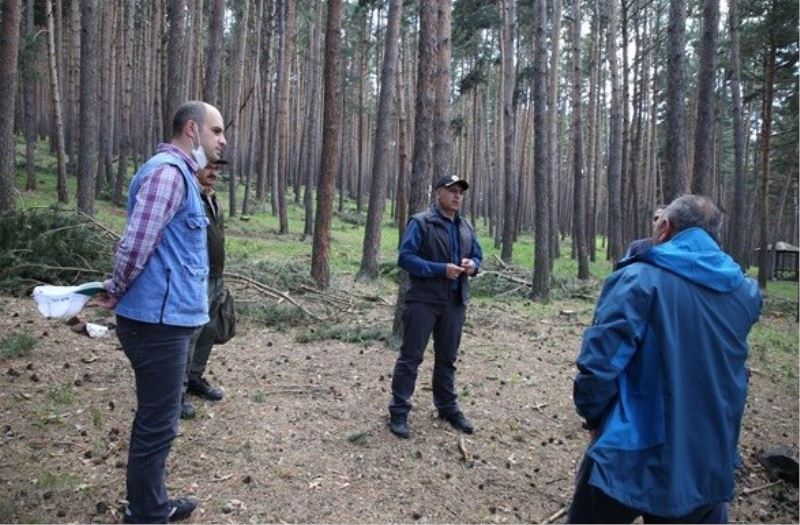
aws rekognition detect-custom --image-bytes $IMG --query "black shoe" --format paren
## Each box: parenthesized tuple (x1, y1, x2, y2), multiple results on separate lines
(121, 497, 197, 523)
(440, 411, 474, 434)
(167, 496, 198, 522)
(180, 400, 196, 420)
(389, 418, 410, 439)
(187, 377, 224, 401)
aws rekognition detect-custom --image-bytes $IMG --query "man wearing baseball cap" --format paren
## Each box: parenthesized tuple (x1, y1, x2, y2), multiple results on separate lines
(388, 175, 483, 439)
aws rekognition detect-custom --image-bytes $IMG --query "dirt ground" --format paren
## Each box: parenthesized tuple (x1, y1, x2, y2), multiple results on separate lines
(0, 293, 797, 524)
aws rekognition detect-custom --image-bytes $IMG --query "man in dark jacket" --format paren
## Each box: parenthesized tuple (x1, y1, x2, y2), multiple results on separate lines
(181, 160, 227, 419)
(568, 194, 762, 523)
(388, 175, 483, 439)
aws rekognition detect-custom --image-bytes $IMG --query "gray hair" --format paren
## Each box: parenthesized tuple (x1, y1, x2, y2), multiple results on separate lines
(171, 101, 207, 138)
(663, 194, 722, 242)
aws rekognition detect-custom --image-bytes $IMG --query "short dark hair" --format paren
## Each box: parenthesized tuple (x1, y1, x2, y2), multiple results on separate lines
(172, 101, 207, 138)
(664, 194, 722, 242)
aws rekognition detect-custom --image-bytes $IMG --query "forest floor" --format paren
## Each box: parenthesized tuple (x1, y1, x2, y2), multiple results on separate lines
(0, 280, 797, 524)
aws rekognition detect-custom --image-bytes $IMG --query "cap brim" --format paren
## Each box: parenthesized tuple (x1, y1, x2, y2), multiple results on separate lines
(444, 181, 469, 190)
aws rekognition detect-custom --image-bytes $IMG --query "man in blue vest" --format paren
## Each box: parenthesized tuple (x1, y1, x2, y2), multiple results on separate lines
(388, 175, 483, 439)
(568, 194, 762, 523)
(97, 101, 226, 523)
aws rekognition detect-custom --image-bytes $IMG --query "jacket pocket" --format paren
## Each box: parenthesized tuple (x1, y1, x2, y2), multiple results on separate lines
(185, 214, 210, 250)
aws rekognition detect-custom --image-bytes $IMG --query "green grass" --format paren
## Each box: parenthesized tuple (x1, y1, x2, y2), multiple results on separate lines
(0, 332, 38, 361)
(47, 384, 76, 406)
(33, 471, 80, 491)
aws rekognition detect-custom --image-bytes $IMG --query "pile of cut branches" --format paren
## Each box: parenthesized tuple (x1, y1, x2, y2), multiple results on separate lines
(0, 206, 115, 295)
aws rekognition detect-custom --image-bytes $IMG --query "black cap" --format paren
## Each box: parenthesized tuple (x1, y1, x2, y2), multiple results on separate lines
(433, 175, 469, 191)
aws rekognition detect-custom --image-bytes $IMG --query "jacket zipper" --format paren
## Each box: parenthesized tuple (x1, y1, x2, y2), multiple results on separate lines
(160, 269, 171, 323)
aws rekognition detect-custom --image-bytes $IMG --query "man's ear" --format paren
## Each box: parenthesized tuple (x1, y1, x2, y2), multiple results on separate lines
(654, 217, 672, 244)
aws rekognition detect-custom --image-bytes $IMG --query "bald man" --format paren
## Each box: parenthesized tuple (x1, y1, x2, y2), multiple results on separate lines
(97, 101, 226, 523)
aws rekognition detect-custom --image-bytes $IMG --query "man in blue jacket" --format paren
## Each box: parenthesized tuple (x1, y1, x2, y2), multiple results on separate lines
(388, 175, 483, 439)
(97, 101, 226, 523)
(568, 194, 762, 523)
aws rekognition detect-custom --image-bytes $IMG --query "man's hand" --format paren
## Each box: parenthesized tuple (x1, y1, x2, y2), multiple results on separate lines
(95, 279, 119, 310)
(445, 263, 465, 280)
(460, 258, 477, 276)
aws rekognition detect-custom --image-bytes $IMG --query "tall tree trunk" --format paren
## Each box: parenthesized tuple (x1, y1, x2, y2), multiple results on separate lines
(165, 0, 185, 138)
(500, 0, 517, 263)
(66, 0, 79, 175)
(664, 0, 687, 200)
(757, 37, 776, 289)
(77, 0, 99, 215)
(303, 0, 323, 239)
(276, 0, 294, 233)
(114, 0, 134, 207)
(270, 0, 286, 221)
(393, 0, 438, 337)
(570, 0, 589, 279)
(727, 0, 746, 267)
(45, 0, 67, 203)
(690, 0, 720, 196)
(433, 0, 453, 183)
(395, 46, 409, 241)
(311, 0, 343, 289)
(605, 0, 623, 261)
(203, 0, 225, 105)
(531, 0, 551, 300)
(547, 0, 562, 261)
(95, 1, 116, 196)
(242, 0, 266, 217)
(22, 0, 36, 191)
(0, 0, 21, 211)
(357, 0, 402, 281)
(228, 0, 251, 218)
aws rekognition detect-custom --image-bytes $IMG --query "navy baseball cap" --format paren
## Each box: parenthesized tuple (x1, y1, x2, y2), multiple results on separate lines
(433, 175, 469, 191)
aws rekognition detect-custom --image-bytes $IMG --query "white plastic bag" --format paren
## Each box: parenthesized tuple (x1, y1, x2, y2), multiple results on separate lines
(32, 282, 105, 319)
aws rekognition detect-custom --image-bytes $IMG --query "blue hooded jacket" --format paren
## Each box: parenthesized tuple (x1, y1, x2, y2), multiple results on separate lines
(573, 227, 762, 517)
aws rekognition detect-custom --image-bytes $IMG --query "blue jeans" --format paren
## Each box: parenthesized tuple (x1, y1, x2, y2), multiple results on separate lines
(567, 455, 729, 524)
(117, 315, 195, 523)
(389, 298, 466, 419)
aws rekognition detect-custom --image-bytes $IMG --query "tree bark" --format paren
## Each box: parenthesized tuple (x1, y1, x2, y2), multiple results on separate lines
(228, 0, 251, 218)
(45, 0, 68, 203)
(500, 0, 517, 263)
(357, 0, 402, 281)
(531, 0, 551, 300)
(433, 0, 453, 183)
(165, 0, 186, 138)
(203, 0, 225, 105)
(757, 36, 776, 288)
(114, 0, 134, 207)
(303, 0, 323, 239)
(605, 0, 624, 261)
(0, 0, 21, 211)
(22, 0, 36, 191)
(690, 0, 720, 196)
(547, 0, 563, 261)
(311, 0, 343, 289)
(77, 0, 99, 215)
(570, 0, 589, 279)
(664, 0, 687, 200)
(727, 0, 746, 267)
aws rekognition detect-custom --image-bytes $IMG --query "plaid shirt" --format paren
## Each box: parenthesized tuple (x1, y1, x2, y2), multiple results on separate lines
(109, 144, 199, 298)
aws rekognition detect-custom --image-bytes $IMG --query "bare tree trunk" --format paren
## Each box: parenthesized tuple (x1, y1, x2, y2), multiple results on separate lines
(531, 0, 551, 300)
(276, 0, 294, 232)
(548, 0, 562, 261)
(357, 0, 402, 281)
(203, 0, 225, 105)
(570, 0, 589, 279)
(395, 47, 409, 241)
(77, 0, 99, 215)
(727, 0, 746, 267)
(757, 36, 776, 288)
(690, 0, 720, 196)
(303, 0, 324, 239)
(165, 0, 185, 138)
(605, 0, 623, 261)
(95, 1, 116, 196)
(500, 0, 517, 263)
(45, 0, 68, 203)
(311, 0, 343, 289)
(664, 0, 687, 201)
(228, 0, 251, 218)
(22, 0, 36, 191)
(433, 0, 453, 183)
(66, 0, 79, 175)
(242, 0, 266, 217)
(0, 0, 21, 211)
(114, 0, 134, 207)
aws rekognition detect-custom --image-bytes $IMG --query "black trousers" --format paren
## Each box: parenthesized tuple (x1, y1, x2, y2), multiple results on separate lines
(567, 455, 728, 524)
(389, 297, 466, 419)
(117, 315, 195, 523)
